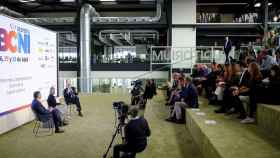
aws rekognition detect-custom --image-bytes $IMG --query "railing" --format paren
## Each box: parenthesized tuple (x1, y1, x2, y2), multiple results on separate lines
(57, 77, 166, 95)
(58, 47, 78, 64)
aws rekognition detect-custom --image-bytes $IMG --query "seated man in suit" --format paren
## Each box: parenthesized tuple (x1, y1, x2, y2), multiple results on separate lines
(31, 91, 64, 133)
(63, 82, 83, 117)
(166, 76, 199, 124)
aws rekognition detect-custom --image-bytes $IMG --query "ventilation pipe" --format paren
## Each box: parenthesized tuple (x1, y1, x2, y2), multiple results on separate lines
(93, 1, 161, 23)
(0, 6, 23, 17)
(99, 30, 160, 45)
(80, 4, 99, 93)
(80, 1, 161, 93)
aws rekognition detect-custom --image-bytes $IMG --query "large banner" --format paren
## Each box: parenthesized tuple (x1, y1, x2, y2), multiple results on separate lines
(0, 15, 57, 115)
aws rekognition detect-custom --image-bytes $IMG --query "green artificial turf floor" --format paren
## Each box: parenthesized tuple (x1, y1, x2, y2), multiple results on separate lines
(0, 91, 202, 158)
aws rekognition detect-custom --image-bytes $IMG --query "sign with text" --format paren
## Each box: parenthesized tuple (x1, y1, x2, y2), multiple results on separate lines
(151, 46, 196, 68)
(0, 15, 57, 114)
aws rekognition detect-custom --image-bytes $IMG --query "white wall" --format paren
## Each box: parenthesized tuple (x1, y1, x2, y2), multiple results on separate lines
(172, 28, 196, 47)
(0, 102, 49, 135)
(172, 0, 196, 24)
(172, 0, 197, 69)
(0, 108, 33, 134)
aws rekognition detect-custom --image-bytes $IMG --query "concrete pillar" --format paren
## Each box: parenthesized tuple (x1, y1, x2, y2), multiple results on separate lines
(171, 0, 196, 69)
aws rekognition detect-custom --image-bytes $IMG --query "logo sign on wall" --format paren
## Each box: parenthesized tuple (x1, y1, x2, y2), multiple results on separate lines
(0, 14, 57, 115)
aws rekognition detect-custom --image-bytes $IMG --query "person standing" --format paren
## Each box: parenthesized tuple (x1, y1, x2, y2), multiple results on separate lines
(224, 36, 232, 64)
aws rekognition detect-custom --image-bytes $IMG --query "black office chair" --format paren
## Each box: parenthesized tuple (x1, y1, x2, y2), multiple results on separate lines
(32, 110, 54, 136)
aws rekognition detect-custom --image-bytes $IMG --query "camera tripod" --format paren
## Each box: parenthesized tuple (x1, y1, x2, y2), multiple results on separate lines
(103, 122, 126, 158)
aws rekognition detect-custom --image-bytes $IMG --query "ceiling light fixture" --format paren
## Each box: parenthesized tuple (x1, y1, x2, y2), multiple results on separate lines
(18, 0, 36, 3)
(254, 2, 261, 7)
(60, 0, 75, 2)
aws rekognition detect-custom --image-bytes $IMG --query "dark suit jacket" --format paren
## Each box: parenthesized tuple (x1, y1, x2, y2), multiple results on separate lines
(63, 87, 78, 104)
(31, 99, 51, 122)
(224, 40, 232, 55)
(183, 83, 199, 108)
(239, 70, 251, 88)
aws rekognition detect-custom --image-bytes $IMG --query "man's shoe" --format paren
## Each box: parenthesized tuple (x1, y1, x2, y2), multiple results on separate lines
(241, 117, 255, 124)
(63, 122, 69, 126)
(78, 112, 83, 117)
(55, 129, 64, 134)
(175, 119, 185, 124)
(225, 108, 237, 115)
(165, 117, 175, 122)
(237, 115, 247, 119)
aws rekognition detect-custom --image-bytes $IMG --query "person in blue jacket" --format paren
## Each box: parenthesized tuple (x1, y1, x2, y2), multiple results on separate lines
(31, 91, 64, 133)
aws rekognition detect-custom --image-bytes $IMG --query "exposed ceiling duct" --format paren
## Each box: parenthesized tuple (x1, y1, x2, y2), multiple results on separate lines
(20, 0, 162, 25)
(92, 1, 162, 24)
(98, 29, 159, 46)
(0, 6, 24, 17)
(80, 3, 99, 93)
(109, 34, 123, 46)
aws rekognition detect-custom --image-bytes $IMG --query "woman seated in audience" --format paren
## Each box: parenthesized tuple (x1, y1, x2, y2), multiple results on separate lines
(166, 77, 185, 106)
(166, 73, 180, 103)
(232, 62, 263, 123)
(257, 65, 280, 105)
(212, 64, 229, 106)
(206, 63, 223, 104)
(215, 61, 241, 114)
(192, 64, 210, 95)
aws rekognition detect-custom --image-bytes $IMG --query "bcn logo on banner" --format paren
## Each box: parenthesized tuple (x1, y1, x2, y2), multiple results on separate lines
(0, 27, 30, 54)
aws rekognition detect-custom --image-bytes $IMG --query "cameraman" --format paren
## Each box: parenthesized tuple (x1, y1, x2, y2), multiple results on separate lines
(113, 107, 151, 158)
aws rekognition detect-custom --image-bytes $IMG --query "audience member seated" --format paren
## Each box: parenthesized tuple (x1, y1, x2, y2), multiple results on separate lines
(275, 49, 280, 65)
(260, 50, 276, 78)
(31, 91, 64, 133)
(257, 65, 280, 105)
(166, 76, 199, 124)
(215, 61, 241, 114)
(166, 73, 180, 103)
(192, 64, 210, 95)
(204, 62, 222, 104)
(232, 62, 263, 123)
(213, 64, 229, 105)
(63, 82, 83, 117)
(230, 62, 251, 119)
(166, 77, 185, 106)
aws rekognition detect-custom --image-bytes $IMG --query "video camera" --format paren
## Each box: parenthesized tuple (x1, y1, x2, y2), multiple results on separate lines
(131, 80, 142, 87)
(113, 101, 129, 124)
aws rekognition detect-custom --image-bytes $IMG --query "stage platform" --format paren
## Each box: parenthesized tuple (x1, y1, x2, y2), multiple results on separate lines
(186, 98, 280, 158)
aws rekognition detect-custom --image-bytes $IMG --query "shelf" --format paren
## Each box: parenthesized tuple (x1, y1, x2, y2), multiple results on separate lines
(196, 23, 261, 29)
(173, 23, 261, 29)
(268, 22, 280, 26)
